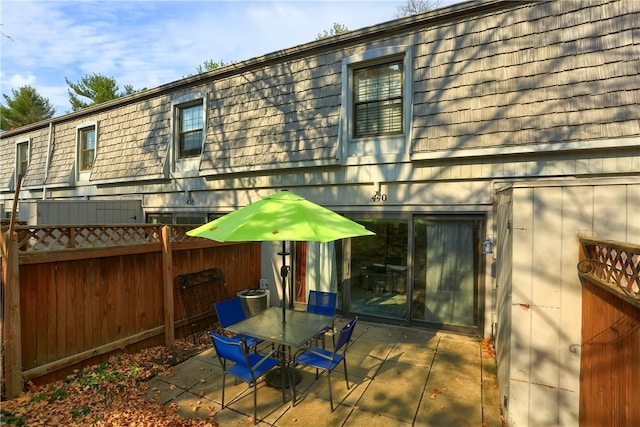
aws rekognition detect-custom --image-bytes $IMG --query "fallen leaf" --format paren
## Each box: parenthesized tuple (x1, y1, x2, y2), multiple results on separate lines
(0, 333, 219, 427)
(430, 388, 441, 399)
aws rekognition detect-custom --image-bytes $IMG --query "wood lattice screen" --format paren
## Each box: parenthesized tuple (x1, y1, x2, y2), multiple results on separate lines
(13, 224, 199, 253)
(578, 236, 640, 308)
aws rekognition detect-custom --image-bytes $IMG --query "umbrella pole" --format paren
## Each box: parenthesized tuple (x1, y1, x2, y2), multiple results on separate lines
(278, 241, 290, 324)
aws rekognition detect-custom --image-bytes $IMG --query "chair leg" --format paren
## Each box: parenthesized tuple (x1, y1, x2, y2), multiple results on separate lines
(221, 372, 226, 408)
(253, 383, 258, 425)
(343, 358, 350, 390)
(327, 370, 334, 412)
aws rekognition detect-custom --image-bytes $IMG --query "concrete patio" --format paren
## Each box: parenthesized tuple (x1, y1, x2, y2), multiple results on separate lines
(144, 319, 503, 426)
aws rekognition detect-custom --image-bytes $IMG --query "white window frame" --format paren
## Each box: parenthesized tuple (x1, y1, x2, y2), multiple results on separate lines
(15, 139, 30, 182)
(340, 46, 413, 164)
(171, 93, 207, 176)
(76, 121, 97, 182)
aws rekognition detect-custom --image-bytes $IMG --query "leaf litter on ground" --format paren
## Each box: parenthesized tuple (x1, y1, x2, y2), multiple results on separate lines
(1, 332, 219, 426)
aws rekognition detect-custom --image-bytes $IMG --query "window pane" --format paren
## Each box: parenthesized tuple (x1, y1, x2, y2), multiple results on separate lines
(83, 129, 95, 150)
(175, 215, 207, 224)
(349, 218, 408, 320)
(412, 218, 479, 328)
(354, 63, 402, 102)
(147, 214, 173, 224)
(353, 61, 403, 137)
(180, 129, 203, 157)
(17, 142, 29, 176)
(355, 99, 402, 136)
(179, 104, 203, 158)
(181, 105, 203, 132)
(82, 151, 94, 169)
(79, 127, 95, 170)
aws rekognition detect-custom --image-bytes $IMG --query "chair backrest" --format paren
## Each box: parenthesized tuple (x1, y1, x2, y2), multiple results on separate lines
(334, 317, 358, 353)
(214, 297, 247, 328)
(307, 290, 337, 316)
(209, 332, 249, 366)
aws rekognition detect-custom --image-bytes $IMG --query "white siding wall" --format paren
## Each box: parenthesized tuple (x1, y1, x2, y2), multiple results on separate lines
(497, 179, 640, 426)
(18, 200, 143, 225)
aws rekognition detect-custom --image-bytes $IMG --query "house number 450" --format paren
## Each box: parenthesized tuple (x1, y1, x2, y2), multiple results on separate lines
(371, 192, 387, 202)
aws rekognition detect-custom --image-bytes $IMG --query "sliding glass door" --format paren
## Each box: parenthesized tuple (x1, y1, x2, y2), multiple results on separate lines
(336, 214, 483, 333)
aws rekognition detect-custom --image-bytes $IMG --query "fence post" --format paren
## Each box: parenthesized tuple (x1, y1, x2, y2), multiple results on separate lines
(1, 230, 24, 397)
(161, 225, 175, 346)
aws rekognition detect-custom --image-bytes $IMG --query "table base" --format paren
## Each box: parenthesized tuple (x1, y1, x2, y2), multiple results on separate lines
(265, 367, 302, 388)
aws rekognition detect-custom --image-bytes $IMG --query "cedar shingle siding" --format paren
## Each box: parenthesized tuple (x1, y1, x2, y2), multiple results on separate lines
(3, 0, 637, 187)
(201, 63, 342, 170)
(411, 0, 639, 152)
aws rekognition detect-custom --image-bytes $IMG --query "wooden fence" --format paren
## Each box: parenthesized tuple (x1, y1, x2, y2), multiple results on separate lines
(1, 224, 261, 397)
(578, 237, 639, 426)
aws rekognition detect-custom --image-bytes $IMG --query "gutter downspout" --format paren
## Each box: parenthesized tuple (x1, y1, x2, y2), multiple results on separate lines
(42, 122, 53, 199)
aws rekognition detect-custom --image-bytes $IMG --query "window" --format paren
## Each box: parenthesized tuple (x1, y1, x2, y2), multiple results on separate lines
(177, 103, 203, 158)
(78, 125, 96, 171)
(341, 46, 413, 159)
(146, 213, 173, 224)
(146, 213, 208, 225)
(353, 60, 403, 138)
(16, 141, 29, 177)
(175, 214, 207, 225)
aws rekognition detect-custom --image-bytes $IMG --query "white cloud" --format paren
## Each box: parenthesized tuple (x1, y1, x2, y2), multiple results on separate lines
(1, 0, 429, 115)
(8, 73, 36, 87)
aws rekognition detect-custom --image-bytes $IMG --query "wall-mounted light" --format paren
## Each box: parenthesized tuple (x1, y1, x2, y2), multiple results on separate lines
(482, 235, 493, 254)
(373, 181, 381, 195)
(184, 190, 194, 205)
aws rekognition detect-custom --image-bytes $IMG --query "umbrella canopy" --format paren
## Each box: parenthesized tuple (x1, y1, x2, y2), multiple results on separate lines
(187, 190, 374, 323)
(186, 190, 374, 243)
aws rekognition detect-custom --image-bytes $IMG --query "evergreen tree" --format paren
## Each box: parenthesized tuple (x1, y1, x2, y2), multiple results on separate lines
(316, 23, 349, 40)
(0, 86, 55, 131)
(196, 59, 227, 74)
(66, 73, 144, 111)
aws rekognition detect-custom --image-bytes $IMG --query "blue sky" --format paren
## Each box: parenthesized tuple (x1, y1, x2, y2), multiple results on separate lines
(1, 0, 456, 117)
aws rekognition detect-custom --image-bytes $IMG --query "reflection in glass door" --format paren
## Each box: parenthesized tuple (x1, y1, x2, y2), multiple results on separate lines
(348, 219, 409, 320)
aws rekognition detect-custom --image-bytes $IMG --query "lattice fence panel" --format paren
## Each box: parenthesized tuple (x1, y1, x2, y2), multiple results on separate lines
(578, 237, 640, 307)
(15, 225, 165, 252)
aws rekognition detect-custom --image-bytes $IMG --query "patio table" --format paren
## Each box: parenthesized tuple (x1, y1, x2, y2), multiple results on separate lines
(225, 306, 334, 402)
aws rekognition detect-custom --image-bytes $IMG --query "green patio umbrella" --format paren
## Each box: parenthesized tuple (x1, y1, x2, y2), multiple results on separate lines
(187, 190, 374, 322)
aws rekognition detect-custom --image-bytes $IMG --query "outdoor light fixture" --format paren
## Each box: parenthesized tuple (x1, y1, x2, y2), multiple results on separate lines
(184, 190, 194, 205)
(482, 236, 493, 254)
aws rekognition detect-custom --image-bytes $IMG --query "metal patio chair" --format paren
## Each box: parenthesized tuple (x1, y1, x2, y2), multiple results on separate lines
(209, 333, 280, 425)
(293, 316, 358, 411)
(306, 290, 337, 347)
(214, 297, 263, 351)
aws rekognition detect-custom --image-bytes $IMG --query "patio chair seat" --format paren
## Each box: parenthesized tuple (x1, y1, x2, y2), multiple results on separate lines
(228, 351, 280, 383)
(296, 347, 344, 371)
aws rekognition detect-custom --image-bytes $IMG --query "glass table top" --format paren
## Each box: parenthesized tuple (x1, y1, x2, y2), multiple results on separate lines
(226, 307, 333, 348)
